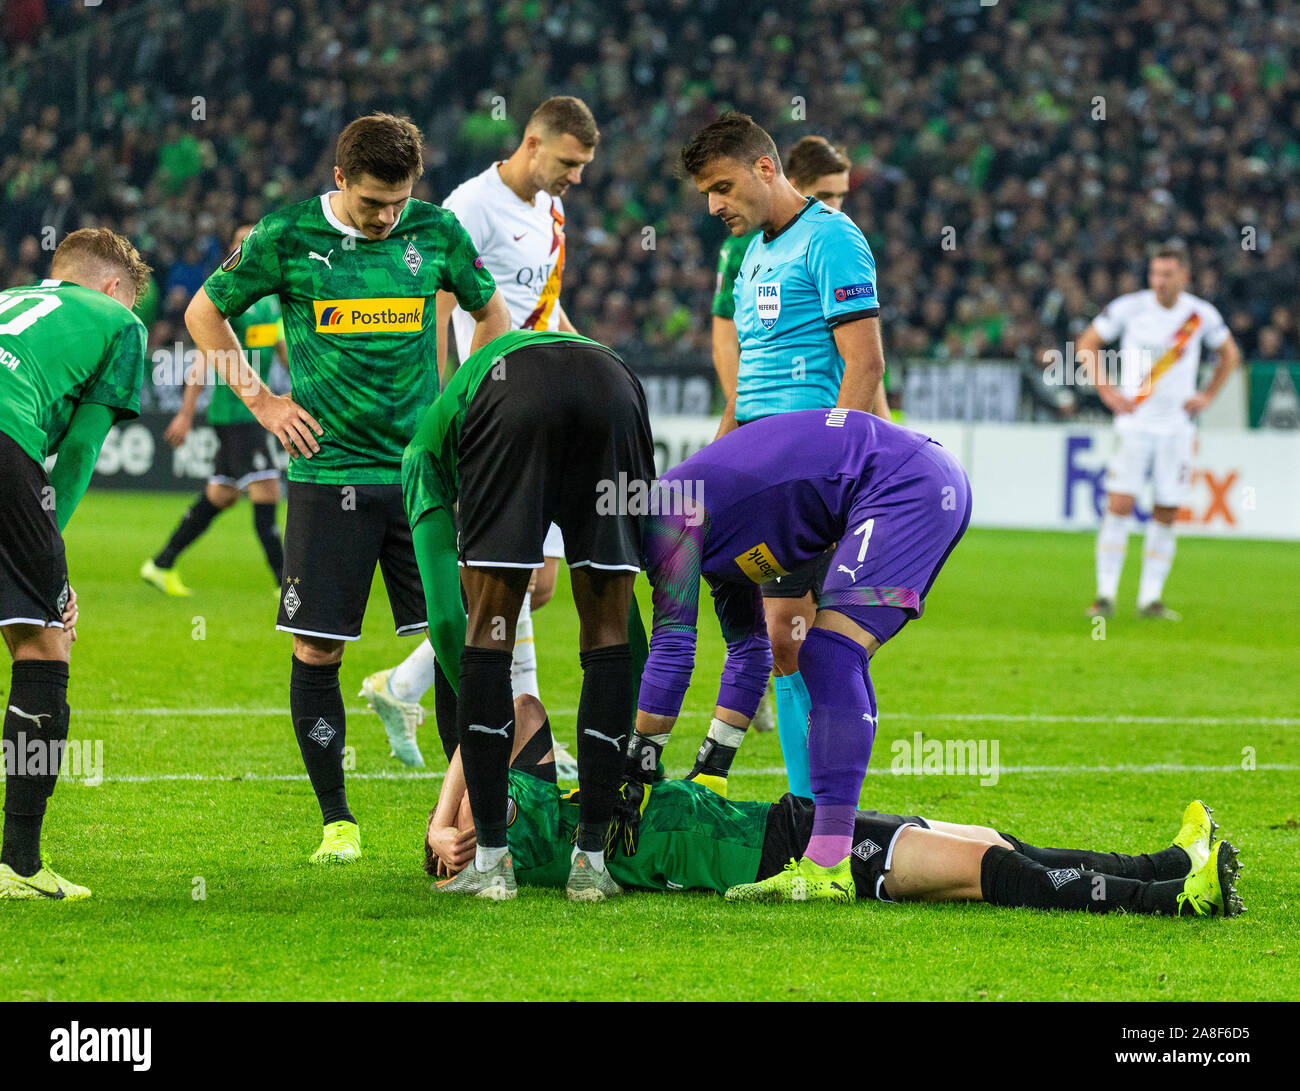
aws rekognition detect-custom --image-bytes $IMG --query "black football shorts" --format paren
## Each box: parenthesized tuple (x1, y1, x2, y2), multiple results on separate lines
(210, 422, 280, 490)
(276, 480, 425, 641)
(759, 792, 931, 901)
(0, 431, 69, 629)
(457, 338, 654, 572)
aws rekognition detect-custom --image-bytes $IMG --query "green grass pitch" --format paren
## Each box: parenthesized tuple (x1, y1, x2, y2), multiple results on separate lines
(0, 490, 1295, 1001)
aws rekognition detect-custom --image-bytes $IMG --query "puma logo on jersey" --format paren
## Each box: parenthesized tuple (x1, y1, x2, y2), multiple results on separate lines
(468, 721, 512, 738)
(582, 728, 624, 749)
(7, 705, 50, 727)
(837, 564, 862, 580)
(309, 249, 334, 269)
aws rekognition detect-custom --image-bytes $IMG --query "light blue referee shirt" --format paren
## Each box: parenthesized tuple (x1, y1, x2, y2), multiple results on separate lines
(733, 197, 879, 422)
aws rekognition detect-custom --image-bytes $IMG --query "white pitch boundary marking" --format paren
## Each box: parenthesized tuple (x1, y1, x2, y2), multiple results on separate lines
(46, 762, 1300, 785)
(82, 708, 1300, 726)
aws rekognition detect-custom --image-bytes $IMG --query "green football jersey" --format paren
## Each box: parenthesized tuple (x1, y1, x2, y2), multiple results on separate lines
(401, 328, 599, 527)
(209, 295, 283, 426)
(506, 770, 769, 893)
(710, 230, 759, 320)
(201, 194, 497, 484)
(0, 279, 146, 463)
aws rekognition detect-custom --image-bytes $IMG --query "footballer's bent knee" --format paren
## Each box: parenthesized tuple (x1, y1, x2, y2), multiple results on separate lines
(292, 634, 344, 665)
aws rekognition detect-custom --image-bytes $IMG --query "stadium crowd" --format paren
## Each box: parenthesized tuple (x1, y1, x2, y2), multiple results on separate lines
(3, 0, 1299, 389)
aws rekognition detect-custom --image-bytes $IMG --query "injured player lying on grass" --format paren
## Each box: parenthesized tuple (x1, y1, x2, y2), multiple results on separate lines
(423, 696, 1243, 916)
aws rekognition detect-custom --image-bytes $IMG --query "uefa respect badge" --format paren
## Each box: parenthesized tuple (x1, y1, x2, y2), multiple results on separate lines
(834, 282, 876, 303)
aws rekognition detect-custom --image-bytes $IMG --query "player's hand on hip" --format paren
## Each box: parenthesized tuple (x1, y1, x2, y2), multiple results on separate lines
(163, 411, 193, 448)
(1099, 386, 1135, 415)
(62, 586, 78, 643)
(254, 393, 323, 459)
(1183, 392, 1211, 417)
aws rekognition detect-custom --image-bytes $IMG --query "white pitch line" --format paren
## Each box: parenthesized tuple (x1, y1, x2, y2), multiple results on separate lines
(55, 761, 1300, 785)
(886, 713, 1300, 726)
(81, 708, 1300, 726)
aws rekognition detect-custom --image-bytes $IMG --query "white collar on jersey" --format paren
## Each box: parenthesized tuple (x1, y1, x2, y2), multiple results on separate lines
(40, 279, 61, 287)
(319, 191, 410, 238)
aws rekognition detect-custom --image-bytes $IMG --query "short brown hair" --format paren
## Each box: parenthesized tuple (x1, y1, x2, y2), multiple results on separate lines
(527, 96, 600, 147)
(1149, 239, 1189, 267)
(786, 135, 849, 188)
(51, 228, 151, 296)
(336, 113, 424, 185)
(681, 112, 781, 178)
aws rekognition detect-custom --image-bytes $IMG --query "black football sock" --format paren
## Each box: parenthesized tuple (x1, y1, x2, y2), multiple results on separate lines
(252, 502, 284, 583)
(1, 660, 70, 876)
(289, 656, 353, 825)
(575, 644, 633, 853)
(432, 656, 460, 762)
(998, 832, 1190, 881)
(457, 646, 515, 850)
(980, 845, 1182, 915)
(154, 494, 223, 568)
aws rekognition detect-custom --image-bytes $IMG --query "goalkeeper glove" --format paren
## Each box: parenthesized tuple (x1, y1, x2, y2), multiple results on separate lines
(605, 779, 652, 859)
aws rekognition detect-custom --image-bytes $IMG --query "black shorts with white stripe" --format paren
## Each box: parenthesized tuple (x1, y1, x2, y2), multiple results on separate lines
(210, 422, 280, 491)
(456, 338, 654, 572)
(276, 480, 425, 642)
(759, 793, 931, 901)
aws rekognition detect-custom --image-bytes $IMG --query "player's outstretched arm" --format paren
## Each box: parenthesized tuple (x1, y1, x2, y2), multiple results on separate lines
(426, 695, 552, 876)
(48, 402, 116, 531)
(184, 287, 322, 459)
(412, 506, 467, 693)
(427, 746, 475, 876)
(832, 315, 885, 414)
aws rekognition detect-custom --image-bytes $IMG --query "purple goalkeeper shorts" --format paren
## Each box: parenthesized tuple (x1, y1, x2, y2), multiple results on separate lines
(817, 440, 971, 642)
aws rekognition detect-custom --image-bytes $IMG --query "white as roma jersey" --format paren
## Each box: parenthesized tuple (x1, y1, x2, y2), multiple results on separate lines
(444, 164, 566, 360)
(1092, 290, 1229, 433)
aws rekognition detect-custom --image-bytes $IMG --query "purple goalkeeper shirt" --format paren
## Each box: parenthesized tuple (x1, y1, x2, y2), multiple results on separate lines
(638, 408, 936, 718)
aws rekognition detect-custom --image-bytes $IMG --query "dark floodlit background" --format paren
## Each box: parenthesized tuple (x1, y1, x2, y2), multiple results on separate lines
(2, 0, 1297, 423)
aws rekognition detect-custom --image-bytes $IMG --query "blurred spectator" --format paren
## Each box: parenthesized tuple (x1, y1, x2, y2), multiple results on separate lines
(0, 0, 1296, 383)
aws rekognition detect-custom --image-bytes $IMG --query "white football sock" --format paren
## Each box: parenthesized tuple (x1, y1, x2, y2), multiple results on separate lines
(388, 638, 438, 703)
(1138, 521, 1176, 607)
(707, 717, 747, 749)
(476, 844, 507, 871)
(511, 592, 540, 701)
(1095, 511, 1131, 601)
(574, 845, 606, 871)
